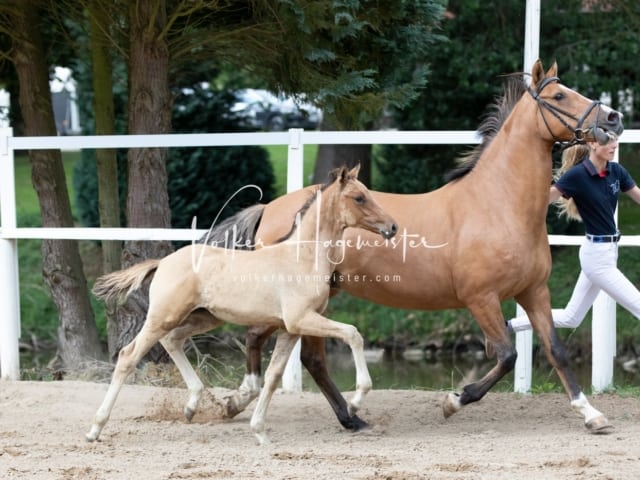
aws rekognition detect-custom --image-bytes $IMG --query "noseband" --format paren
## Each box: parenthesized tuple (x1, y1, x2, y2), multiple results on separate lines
(527, 76, 602, 148)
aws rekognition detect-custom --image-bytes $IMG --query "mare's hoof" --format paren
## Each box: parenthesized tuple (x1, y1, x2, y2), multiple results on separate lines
(586, 415, 614, 433)
(442, 392, 462, 418)
(345, 414, 369, 432)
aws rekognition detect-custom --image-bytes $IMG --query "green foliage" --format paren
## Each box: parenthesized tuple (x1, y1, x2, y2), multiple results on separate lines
(530, 382, 563, 394)
(376, 0, 526, 193)
(73, 84, 276, 229)
(167, 84, 275, 228)
(238, 0, 448, 129)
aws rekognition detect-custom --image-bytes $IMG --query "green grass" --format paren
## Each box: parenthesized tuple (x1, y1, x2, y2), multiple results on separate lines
(264, 144, 318, 195)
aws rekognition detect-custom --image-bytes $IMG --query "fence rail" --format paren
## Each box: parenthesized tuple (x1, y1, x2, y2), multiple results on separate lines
(2, 128, 639, 394)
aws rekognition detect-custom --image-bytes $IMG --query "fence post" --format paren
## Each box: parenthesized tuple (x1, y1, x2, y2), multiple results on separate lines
(0, 127, 21, 380)
(281, 128, 304, 392)
(513, 305, 533, 393)
(591, 292, 616, 392)
(513, 0, 540, 394)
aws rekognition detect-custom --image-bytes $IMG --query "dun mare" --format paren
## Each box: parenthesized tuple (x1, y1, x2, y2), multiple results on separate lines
(85, 166, 397, 445)
(208, 60, 624, 432)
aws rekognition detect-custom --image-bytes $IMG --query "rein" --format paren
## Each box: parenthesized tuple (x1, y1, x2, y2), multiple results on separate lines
(527, 76, 602, 149)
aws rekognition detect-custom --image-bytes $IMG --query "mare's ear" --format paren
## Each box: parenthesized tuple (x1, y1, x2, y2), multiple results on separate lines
(531, 59, 558, 89)
(531, 59, 544, 87)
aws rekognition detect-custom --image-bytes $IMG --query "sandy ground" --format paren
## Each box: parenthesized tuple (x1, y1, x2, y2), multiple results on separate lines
(1, 380, 639, 480)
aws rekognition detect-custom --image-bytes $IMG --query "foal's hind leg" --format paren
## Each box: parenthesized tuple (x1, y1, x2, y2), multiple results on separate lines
(250, 330, 300, 445)
(86, 320, 168, 442)
(159, 310, 223, 422)
(443, 296, 517, 418)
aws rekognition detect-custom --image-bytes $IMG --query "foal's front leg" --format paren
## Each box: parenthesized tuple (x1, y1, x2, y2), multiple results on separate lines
(290, 311, 372, 415)
(250, 330, 301, 445)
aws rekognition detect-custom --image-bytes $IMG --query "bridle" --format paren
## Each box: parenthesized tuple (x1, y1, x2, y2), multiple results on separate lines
(527, 76, 604, 149)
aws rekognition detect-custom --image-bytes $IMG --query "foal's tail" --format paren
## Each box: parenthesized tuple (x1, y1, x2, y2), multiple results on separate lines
(198, 203, 266, 250)
(92, 259, 161, 303)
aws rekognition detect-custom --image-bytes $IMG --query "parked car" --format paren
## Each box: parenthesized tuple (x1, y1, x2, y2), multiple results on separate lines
(231, 89, 322, 131)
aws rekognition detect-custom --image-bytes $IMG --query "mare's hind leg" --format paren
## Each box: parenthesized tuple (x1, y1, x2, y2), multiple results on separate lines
(223, 324, 278, 418)
(250, 330, 300, 445)
(86, 320, 169, 442)
(159, 310, 223, 422)
(300, 335, 369, 431)
(443, 296, 516, 418)
(517, 287, 611, 432)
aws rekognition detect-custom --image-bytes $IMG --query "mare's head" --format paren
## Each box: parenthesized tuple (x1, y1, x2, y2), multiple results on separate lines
(446, 60, 624, 182)
(527, 60, 623, 145)
(327, 165, 397, 240)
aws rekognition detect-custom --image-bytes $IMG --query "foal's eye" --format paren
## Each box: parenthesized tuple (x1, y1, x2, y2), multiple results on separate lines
(354, 195, 365, 205)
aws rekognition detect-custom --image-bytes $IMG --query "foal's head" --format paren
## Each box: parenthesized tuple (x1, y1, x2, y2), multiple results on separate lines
(327, 165, 397, 240)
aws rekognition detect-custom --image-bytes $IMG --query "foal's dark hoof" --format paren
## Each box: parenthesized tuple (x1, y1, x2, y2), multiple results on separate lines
(342, 414, 369, 432)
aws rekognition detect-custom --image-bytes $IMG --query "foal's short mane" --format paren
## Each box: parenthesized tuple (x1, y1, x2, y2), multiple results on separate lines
(445, 75, 527, 182)
(274, 176, 336, 244)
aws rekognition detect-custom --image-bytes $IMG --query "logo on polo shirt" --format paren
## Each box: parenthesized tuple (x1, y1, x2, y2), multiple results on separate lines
(609, 179, 620, 195)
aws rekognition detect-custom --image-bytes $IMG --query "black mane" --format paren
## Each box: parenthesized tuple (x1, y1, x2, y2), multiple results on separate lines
(274, 179, 333, 244)
(444, 75, 527, 182)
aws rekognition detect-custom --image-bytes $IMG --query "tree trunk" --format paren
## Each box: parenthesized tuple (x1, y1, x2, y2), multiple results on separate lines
(313, 144, 372, 186)
(114, 0, 173, 362)
(10, 0, 104, 366)
(89, 0, 122, 361)
(312, 118, 372, 186)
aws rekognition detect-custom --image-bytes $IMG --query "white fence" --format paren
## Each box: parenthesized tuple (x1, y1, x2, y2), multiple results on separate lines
(2, 127, 640, 394)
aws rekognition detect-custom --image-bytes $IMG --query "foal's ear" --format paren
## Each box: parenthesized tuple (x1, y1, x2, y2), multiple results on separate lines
(348, 164, 361, 180)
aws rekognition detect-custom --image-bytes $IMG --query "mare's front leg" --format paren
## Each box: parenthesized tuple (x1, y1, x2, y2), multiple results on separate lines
(300, 335, 369, 431)
(250, 330, 300, 445)
(443, 295, 517, 418)
(223, 324, 278, 418)
(518, 286, 611, 432)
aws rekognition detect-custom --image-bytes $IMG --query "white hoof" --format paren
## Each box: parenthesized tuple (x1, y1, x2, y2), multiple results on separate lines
(86, 427, 100, 442)
(442, 392, 462, 418)
(585, 415, 614, 433)
(255, 431, 271, 446)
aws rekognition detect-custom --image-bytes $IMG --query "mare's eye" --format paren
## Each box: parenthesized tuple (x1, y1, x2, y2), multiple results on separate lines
(354, 195, 365, 205)
(553, 92, 565, 101)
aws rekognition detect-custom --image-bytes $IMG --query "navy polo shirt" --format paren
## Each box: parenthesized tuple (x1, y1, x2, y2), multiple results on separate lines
(555, 158, 636, 235)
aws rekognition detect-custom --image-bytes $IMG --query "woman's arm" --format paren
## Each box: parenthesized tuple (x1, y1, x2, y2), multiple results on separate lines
(549, 185, 563, 204)
(624, 185, 640, 205)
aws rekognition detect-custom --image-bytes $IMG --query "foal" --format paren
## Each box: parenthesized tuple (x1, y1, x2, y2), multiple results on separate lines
(86, 165, 397, 445)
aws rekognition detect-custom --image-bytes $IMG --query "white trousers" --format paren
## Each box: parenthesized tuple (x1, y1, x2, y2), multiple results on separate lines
(510, 238, 640, 332)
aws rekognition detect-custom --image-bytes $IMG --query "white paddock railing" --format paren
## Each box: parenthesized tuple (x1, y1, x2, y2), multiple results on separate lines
(1, 128, 640, 395)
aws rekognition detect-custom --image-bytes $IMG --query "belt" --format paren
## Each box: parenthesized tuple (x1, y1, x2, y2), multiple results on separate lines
(586, 233, 621, 243)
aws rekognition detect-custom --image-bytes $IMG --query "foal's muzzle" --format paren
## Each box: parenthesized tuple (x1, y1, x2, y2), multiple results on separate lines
(381, 223, 398, 240)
